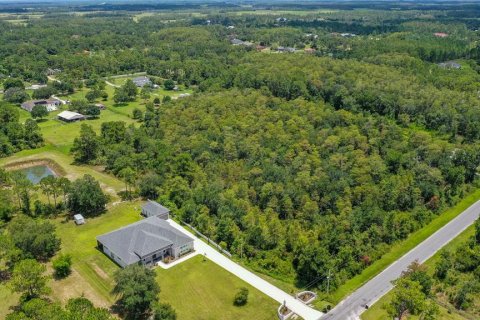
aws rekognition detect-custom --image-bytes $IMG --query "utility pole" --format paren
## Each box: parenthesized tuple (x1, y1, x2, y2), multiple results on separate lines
(326, 269, 332, 295)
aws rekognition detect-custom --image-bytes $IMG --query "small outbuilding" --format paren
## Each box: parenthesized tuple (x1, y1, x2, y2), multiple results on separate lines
(74, 214, 85, 225)
(141, 200, 170, 220)
(57, 110, 86, 122)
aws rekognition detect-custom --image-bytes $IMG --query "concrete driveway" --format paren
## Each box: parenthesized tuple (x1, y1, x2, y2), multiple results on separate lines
(167, 219, 324, 320)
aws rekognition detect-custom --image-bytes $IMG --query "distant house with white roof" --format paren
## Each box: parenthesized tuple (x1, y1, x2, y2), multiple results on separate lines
(57, 110, 86, 122)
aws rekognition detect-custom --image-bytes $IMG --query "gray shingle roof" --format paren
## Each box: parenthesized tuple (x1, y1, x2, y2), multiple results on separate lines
(97, 216, 193, 265)
(143, 200, 170, 216)
(132, 76, 152, 87)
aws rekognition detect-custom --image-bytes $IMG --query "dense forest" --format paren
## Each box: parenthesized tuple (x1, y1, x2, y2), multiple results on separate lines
(1, 1, 480, 317)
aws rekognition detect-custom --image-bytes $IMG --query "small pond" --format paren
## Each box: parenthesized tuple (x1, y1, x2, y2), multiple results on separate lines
(17, 165, 56, 184)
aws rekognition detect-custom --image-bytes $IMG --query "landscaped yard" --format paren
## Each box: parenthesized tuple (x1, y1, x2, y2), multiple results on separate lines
(51, 201, 277, 319)
(156, 255, 277, 320)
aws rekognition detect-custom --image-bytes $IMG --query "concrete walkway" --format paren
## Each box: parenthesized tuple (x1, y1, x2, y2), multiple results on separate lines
(167, 219, 324, 320)
(157, 251, 199, 269)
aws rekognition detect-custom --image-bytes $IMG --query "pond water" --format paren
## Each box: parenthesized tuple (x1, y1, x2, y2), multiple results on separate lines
(17, 165, 56, 184)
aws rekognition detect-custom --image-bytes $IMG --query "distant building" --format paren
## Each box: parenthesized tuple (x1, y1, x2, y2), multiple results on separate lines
(46, 68, 62, 76)
(178, 93, 191, 98)
(57, 110, 86, 122)
(26, 84, 48, 90)
(132, 76, 152, 88)
(74, 214, 85, 225)
(276, 17, 287, 23)
(434, 32, 449, 38)
(94, 103, 106, 110)
(438, 61, 461, 69)
(304, 48, 316, 54)
(340, 33, 356, 38)
(277, 46, 296, 53)
(96, 216, 194, 268)
(21, 99, 61, 112)
(230, 38, 245, 45)
(141, 200, 170, 219)
(227, 25, 235, 29)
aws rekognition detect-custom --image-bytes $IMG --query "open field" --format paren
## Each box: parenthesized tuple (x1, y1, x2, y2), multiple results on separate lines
(361, 225, 476, 320)
(325, 187, 480, 306)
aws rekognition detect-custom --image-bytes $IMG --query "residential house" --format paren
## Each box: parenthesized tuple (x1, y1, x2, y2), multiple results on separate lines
(96, 216, 194, 268)
(21, 99, 61, 112)
(142, 200, 170, 219)
(132, 76, 152, 88)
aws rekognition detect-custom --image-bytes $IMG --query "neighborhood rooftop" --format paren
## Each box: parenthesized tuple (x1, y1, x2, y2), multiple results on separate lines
(21, 99, 61, 112)
(133, 76, 152, 87)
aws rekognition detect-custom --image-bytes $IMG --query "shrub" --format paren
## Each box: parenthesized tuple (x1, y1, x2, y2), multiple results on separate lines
(52, 254, 72, 278)
(233, 287, 249, 306)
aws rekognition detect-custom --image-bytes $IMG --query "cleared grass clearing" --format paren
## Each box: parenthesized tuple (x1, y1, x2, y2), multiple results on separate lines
(0, 285, 19, 319)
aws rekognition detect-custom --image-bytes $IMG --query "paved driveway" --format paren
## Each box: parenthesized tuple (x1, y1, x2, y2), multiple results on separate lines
(322, 200, 480, 320)
(167, 219, 324, 320)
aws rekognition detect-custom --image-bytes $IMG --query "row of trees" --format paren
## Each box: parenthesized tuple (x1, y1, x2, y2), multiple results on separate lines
(0, 169, 108, 220)
(0, 102, 43, 157)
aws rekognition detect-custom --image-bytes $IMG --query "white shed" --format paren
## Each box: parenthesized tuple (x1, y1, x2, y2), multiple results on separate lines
(74, 214, 85, 225)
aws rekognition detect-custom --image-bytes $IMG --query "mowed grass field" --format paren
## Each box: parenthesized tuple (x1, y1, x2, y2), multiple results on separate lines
(361, 225, 476, 320)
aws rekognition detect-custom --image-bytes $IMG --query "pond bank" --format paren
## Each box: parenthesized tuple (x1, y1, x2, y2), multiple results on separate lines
(3, 158, 66, 177)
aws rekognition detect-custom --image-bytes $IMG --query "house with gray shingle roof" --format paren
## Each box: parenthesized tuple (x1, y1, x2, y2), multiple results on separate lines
(132, 76, 152, 88)
(142, 200, 170, 219)
(96, 216, 194, 268)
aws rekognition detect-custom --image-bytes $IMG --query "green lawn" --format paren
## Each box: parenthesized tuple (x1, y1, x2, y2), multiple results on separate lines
(53, 201, 277, 318)
(157, 256, 277, 320)
(361, 225, 476, 320)
(54, 201, 144, 302)
(325, 188, 480, 306)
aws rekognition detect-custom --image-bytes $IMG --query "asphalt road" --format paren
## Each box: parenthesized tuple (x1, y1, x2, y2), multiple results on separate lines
(322, 200, 480, 320)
